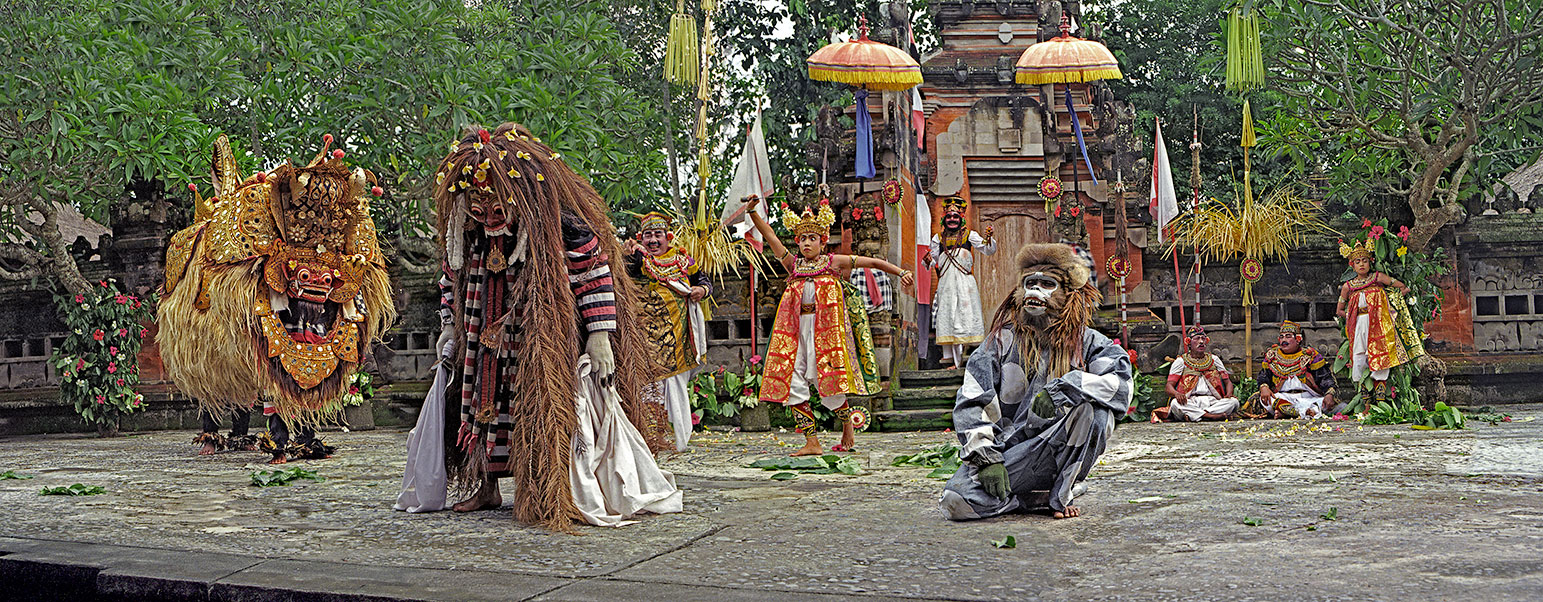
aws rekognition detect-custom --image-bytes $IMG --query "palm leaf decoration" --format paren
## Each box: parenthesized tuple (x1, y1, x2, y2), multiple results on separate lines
(671, 220, 770, 282)
(1169, 188, 1330, 268)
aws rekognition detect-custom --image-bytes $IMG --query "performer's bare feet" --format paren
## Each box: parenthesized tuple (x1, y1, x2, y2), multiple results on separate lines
(946, 365, 960, 370)
(452, 479, 502, 512)
(267, 454, 287, 465)
(832, 425, 856, 452)
(199, 441, 219, 455)
(790, 436, 823, 457)
(1053, 505, 1081, 519)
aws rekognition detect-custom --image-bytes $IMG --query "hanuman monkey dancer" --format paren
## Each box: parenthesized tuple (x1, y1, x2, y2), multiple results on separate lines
(940, 243, 1132, 520)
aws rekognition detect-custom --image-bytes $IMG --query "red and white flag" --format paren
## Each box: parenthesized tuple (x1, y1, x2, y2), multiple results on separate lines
(1149, 117, 1179, 243)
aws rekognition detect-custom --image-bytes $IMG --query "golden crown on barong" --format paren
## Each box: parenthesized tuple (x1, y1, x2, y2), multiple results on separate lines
(1339, 239, 1374, 262)
(639, 211, 673, 232)
(782, 200, 836, 237)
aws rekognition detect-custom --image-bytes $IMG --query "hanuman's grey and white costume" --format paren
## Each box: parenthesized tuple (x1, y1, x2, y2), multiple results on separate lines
(939, 328, 1132, 519)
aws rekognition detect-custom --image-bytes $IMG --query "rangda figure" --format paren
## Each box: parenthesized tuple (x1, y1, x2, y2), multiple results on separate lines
(1336, 239, 1424, 405)
(744, 196, 913, 456)
(159, 134, 395, 462)
(940, 243, 1131, 520)
(431, 124, 678, 529)
(925, 195, 997, 369)
(624, 211, 710, 451)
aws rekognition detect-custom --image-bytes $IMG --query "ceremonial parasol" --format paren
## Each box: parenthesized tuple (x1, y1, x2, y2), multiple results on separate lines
(807, 15, 922, 179)
(1016, 14, 1120, 216)
(1014, 14, 1122, 85)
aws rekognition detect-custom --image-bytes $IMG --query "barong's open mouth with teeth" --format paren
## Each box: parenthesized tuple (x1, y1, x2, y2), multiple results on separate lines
(158, 134, 396, 422)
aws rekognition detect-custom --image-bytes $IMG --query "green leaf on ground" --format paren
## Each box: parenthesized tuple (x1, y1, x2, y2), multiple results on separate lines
(893, 444, 962, 479)
(990, 535, 1017, 549)
(769, 472, 798, 481)
(1321, 507, 1339, 521)
(1, 470, 35, 480)
(1242, 516, 1263, 526)
(250, 467, 323, 487)
(749, 455, 863, 476)
(39, 483, 104, 496)
(1306, 525, 1318, 531)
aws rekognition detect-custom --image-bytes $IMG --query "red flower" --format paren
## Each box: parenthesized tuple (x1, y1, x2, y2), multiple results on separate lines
(114, 294, 128, 305)
(1369, 225, 1384, 238)
(107, 362, 117, 374)
(349, 386, 360, 395)
(742, 387, 753, 397)
(1053, 205, 1062, 217)
(92, 329, 105, 341)
(109, 346, 118, 355)
(76, 359, 85, 371)
(1070, 206, 1081, 217)
(74, 294, 84, 304)
(95, 395, 106, 404)
(1361, 218, 1372, 228)
(1397, 225, 1411, 241)
(851, 208, 863, 220)
(139, 328, 149, 338)
(99, 280, 109, 288)
(117, 328, 128, 337)
(749, 354, 762, 365)
(116, 378, 125, 386)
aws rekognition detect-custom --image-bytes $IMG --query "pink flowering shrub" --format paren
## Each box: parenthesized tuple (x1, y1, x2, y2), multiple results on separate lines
(51, 279, 157, 432)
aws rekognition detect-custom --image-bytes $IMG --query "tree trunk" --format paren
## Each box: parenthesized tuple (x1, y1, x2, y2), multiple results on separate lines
(35, 199, 92, 295)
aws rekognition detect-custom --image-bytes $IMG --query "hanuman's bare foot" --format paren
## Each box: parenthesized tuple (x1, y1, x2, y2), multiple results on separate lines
(267, 454, 287, 465)
(199, 442, 219, 456)
(452, 484, 502, 512)
(1053, 505, 1082, 519)
(790, 439, 823, 457)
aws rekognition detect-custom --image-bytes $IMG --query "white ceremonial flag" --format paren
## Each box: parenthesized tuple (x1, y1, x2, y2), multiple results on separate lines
(1149, 118, 1180, 243)
(720, 110, 775, 248)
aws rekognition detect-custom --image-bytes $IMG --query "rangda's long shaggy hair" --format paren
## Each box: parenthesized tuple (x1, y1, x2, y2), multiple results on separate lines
(986, 243, 1102, 377)
(433, 123, 657, 531)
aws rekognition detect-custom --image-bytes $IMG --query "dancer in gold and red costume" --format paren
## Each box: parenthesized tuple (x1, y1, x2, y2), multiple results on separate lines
(743, 196, 913, 456)
(1335, 240, 1425, 405)
(624, 211, 710, 451)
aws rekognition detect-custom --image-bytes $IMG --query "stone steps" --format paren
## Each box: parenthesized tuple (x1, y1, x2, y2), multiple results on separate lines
(873, 408, 953, 432)
(891, 386, 958, 410)
(897, 369, 964, 389)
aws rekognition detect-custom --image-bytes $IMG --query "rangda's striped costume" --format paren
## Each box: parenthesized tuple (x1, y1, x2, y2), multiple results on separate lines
(432, 123, 671, 530)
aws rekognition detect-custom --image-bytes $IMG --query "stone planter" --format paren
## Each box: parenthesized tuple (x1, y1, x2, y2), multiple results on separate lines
(343, 403, 376, 431)
(739, 402, 771, 432)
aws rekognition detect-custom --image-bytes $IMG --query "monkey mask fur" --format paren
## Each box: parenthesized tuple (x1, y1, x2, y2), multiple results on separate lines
(987, 243, 1102, 378)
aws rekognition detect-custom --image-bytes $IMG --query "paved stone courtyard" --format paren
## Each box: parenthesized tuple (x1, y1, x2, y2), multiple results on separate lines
(2, 406, 1542, 601)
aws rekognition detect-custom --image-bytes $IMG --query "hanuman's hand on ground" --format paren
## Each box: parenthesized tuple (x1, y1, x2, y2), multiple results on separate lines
(977, 462, 1011, 500)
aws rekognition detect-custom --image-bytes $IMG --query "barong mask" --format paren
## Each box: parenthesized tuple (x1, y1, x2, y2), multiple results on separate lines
(158, 134, 395, 420)
(990, 243, 1101, 378)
